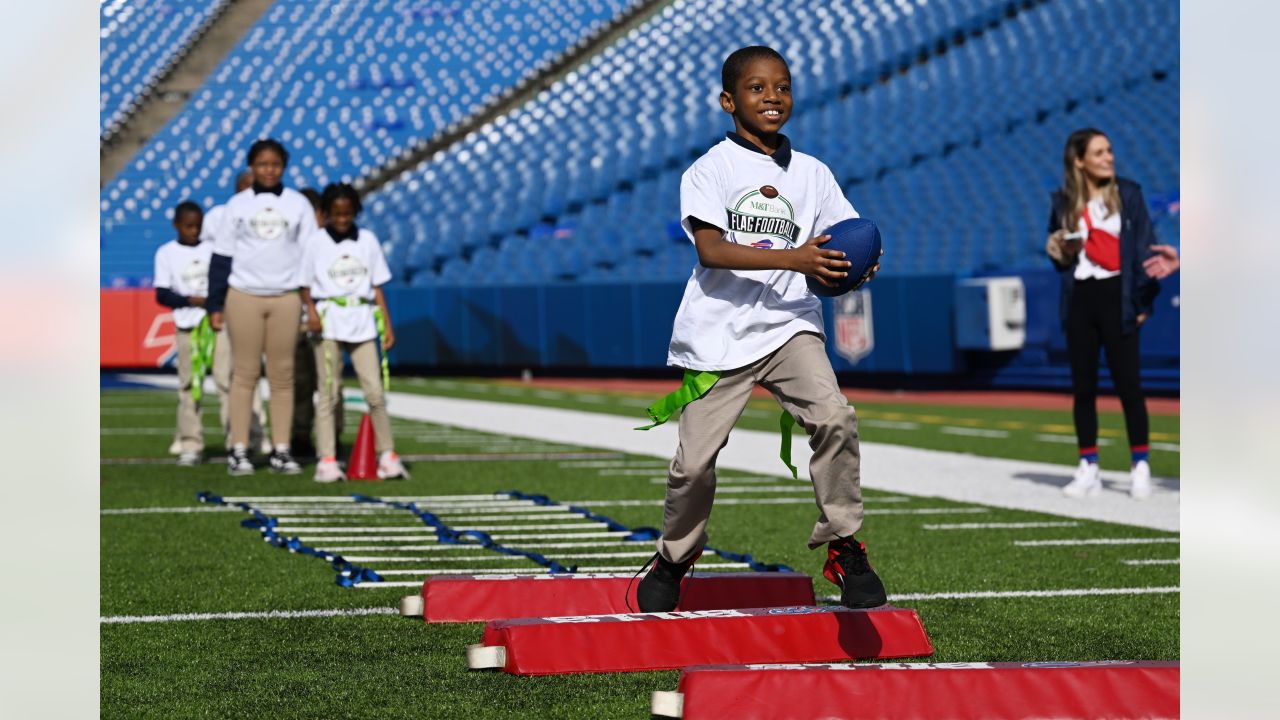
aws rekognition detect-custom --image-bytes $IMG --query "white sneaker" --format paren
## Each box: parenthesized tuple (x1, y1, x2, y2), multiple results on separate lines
(377, 451, 410, 480)
(314, 458, 347, 484)
(177, 450, 201, 467)
(168, 439, 182, 456)
(1063, 459, 1102, 498)
(227, 446, 255, 476)
(1130, 460, 1152, 500)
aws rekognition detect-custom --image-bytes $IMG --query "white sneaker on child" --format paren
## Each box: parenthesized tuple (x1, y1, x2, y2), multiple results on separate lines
(177, 450, 201, 467)
(1062, 459, 1102, 498)
(377, 451, 410, 480)
(1129, 459, 1152, 500)
(313, 458, 347, 484)
(168, 439, 182, 456)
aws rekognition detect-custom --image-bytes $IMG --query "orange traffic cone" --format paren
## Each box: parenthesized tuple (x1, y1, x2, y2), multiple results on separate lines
(346, 413, 379, 481)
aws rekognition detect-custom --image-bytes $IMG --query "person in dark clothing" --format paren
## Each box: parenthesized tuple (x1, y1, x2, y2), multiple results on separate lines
(1045, 128, 1161, 500)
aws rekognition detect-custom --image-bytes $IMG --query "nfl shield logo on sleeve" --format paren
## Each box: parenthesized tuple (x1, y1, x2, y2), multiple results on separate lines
(834, 289, 874, 364)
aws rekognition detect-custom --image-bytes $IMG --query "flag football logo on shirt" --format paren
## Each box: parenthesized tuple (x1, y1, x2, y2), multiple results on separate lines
(181, 258, 209, 295)
(327, 254, 370, 290)
(726, 186, 801, 249)
(248, 207, 288, 241)
(834, 289, 874, 364)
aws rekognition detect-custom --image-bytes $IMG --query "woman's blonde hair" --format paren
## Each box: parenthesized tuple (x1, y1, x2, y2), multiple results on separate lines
(1060, 128, 1121, 231)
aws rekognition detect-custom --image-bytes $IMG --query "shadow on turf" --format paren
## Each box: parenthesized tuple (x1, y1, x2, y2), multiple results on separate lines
(1012, 471, 1180, 493)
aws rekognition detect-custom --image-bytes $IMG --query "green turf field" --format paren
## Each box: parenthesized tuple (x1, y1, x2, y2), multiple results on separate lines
(100, 380, 1179, 718)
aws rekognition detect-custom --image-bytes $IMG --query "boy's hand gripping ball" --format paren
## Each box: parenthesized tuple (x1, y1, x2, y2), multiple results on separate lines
(806, 218, 882, 297)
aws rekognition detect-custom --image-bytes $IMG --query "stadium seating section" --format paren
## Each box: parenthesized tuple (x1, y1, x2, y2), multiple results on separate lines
(100, 0, 1179, 289)
(100, 0, 229, 139)
(100, 0, 638, 286)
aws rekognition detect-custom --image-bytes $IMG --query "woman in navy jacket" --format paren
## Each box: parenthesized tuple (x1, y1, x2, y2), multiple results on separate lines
(1045, 128, 1160, 500)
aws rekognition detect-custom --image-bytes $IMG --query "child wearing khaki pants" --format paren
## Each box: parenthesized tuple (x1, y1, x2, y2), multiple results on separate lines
(298, 183, 406, 482)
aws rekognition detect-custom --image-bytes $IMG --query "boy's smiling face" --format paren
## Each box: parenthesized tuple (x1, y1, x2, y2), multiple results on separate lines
(720, 56, 792, 148)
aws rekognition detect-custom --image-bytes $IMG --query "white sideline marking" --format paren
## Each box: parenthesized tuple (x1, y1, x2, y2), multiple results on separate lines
(101, 606, 399, 624)
(1014, 537, 1179, 547)
(940, 426, 1010, 439)
(817, 586, 1182, 602)
(1151, 442, 1181, 452)
(922, 522, 1081, 530)
(102, 506, 242, 515)
(1122, 559, 1180, 566)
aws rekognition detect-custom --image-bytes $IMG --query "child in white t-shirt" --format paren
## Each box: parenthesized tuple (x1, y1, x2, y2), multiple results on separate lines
(298, 183, 406, 483)
(636, 46, 887, 612)
(153, 201, 213, 466)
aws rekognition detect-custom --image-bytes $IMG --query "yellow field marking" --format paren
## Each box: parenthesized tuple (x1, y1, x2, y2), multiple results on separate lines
(995, 421, 1027, 430)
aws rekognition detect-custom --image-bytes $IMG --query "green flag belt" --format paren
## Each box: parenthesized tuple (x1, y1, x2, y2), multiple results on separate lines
(635, 370, 798, 479)
(188, 315, 216, 403)
(320, 298, 389, 394)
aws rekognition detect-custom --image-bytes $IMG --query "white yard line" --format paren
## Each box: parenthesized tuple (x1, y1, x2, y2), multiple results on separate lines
(101, 607, 399, 624)
(352, 562, 750, 580)
(862, 420, 922, 430)
(343, 551, 659, 563)
(102, 506, 243, 515)
(940, 427, 1010, 439)
(922, 521, 1081, 530)
(1122, 559, 1180, 566)
(322, 541, 638, 551)
(1014, 538, 1179, 547)
(819, 586, 1180, 602)
(558, 460, 668, 468)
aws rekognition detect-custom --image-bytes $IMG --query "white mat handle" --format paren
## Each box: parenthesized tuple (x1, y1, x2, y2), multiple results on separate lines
(650, 690, 684, 718)
(466, 643, 507, 670)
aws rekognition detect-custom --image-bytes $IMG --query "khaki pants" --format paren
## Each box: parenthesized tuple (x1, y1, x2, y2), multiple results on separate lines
(224, 288, 301, 447)
(211, 327, 266, 450)
(173, 330, 204, 452)
(656, 332, 865, 564)
(314, 338, 393, 458)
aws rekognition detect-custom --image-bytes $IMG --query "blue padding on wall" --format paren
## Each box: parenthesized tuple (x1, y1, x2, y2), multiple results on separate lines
(379, 272, 1178, 390)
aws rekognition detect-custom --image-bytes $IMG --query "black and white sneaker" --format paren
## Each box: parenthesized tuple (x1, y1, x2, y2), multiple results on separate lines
(268, 448, 302, 475)
(822, 537, 888, 609)
(226, 446, 255, 476)
(636, 551, 698, 612)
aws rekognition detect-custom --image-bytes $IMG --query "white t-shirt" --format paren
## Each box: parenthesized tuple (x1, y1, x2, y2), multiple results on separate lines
(1073, 197, 1122, 281)
(668, 138, 859, 371)
(212, 187, 319, 294)
(200, 203, 227, 245)
(153, 240, 213, 330)
(299, 227, 392, 343)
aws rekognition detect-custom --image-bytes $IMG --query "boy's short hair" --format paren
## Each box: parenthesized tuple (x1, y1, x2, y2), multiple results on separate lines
(173, 200, 203, 220)
(247, 138, 289, 167)
(320, 183, 363, 215)
(722, 46, 789, 93)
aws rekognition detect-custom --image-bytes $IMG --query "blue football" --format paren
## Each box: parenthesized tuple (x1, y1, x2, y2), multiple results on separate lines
(806, 217, 882, 297)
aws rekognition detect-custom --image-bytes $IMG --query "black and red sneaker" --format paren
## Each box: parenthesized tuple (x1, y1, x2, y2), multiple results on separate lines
(635, 550, 701, 612)
(823, 537, 888, 609)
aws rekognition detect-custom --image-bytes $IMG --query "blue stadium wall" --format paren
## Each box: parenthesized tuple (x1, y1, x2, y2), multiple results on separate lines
(381, 271, 1179, 392)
